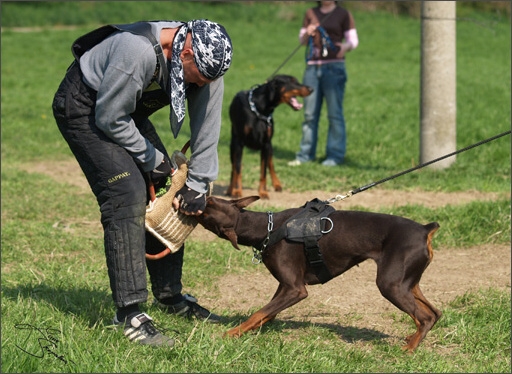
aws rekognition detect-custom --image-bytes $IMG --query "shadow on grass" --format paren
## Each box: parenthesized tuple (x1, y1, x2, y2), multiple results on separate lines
(218, 313, 390, 344)
(2, 283, 111, 327)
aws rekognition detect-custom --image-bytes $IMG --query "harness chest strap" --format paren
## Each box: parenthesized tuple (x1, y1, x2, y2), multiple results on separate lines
(303, 235, 333, 284)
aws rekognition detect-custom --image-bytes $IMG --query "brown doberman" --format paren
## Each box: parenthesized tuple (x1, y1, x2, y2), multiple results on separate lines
(197, 195, 442, 352)
(227, 75, 312, 199)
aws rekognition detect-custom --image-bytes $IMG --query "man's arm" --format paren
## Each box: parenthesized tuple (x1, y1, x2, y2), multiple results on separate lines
(183, 77, 224, 194)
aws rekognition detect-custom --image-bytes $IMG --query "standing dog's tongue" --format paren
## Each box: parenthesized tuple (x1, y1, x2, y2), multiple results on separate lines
(290, 97, 303, 110)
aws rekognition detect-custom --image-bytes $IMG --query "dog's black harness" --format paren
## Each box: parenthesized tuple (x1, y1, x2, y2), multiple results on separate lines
(253, 199, 335, 284)
(247, 88, 273, 125)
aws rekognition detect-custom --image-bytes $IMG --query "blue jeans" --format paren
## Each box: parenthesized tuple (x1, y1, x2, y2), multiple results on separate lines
(295, 62, 347, 164)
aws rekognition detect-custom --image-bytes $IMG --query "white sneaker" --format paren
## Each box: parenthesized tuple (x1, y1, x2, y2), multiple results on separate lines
(287, 159, 303, 166)
(113, 313, 175, 347)
(321, 159, 339, 167)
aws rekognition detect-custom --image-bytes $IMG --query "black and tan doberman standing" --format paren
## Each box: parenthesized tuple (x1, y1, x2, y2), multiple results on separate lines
(227, 75, 313, 199)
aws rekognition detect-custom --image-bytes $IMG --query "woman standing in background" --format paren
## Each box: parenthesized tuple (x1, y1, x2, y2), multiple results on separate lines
(289, 1, 359, 167)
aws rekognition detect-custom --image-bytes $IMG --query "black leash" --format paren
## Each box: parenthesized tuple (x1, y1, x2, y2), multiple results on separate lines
(267, 43, 304, 81)
(326, 130, 511, 203)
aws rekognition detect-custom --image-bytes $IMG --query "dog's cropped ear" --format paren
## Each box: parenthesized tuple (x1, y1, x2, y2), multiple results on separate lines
(222, 228, 240, 250)
(260, 78, 278, 103)
(232, 196, 260, 209)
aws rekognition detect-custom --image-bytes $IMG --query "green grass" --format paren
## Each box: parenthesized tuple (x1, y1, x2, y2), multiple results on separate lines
(1, 2, 511, 373)
(436, 289, 511, 370)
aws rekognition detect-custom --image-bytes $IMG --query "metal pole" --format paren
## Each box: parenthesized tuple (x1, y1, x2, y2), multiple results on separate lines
(420, 1, 457, 169)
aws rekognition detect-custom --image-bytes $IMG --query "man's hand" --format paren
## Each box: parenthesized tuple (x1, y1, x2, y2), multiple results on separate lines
(149, 156, 172, 196)
(172, 185, 206, 216)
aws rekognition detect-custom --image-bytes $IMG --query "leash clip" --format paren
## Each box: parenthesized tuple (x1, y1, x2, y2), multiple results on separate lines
(326, 190, 353, 204)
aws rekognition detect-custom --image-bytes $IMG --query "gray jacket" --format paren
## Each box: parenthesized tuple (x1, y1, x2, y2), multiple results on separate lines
(79, 21, 223, 193)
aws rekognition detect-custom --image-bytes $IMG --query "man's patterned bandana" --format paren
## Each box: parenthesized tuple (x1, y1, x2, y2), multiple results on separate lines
(169, 19, 232, 138)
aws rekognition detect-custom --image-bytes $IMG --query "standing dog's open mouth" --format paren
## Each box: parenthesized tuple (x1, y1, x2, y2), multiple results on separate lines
(281, 87, 312, 110)
(288, 96, 303, 110)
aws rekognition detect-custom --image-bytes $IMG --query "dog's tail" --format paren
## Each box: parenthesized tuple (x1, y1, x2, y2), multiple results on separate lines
(424, 222, 440, 263)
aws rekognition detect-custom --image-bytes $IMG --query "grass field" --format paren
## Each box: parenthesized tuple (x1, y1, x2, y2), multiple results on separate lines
(1, 2, 510, 373)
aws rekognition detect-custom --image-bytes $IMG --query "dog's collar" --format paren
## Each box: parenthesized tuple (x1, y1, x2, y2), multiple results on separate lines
(248, 88, 273, 125)
(252, 211, 274, 264)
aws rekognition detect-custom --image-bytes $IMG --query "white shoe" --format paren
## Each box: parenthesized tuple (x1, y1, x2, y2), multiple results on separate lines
(321, 159, 339, 167)
(113, 313, 175, 347)
(287, 159, 303, 166)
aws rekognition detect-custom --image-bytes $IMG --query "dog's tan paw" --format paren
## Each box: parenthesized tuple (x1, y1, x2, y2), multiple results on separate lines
(225, 327, 243, 338)
(258, 191, 270, 199)
(227, 190, 243, 198)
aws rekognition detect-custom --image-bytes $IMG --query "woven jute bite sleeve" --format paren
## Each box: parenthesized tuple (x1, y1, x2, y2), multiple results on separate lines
(145, 151, 198, 253)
